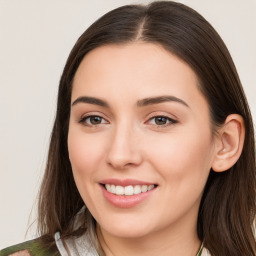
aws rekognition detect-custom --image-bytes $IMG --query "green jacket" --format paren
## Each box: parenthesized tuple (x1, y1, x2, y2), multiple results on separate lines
(0, 238, 61, 256)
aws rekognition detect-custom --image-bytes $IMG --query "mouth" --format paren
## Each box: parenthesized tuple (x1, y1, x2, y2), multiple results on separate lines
(101, 184, 156, 196)
(99, 179, 158, 208)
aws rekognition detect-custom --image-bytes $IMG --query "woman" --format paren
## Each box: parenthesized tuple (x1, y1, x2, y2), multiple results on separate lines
(1, 1, 255, 255)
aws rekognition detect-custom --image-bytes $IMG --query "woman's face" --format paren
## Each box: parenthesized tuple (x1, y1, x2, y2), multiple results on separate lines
(68, 42, 217, 239)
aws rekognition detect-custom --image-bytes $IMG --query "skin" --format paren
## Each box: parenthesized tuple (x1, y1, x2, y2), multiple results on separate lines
(68, 42, 219, 256)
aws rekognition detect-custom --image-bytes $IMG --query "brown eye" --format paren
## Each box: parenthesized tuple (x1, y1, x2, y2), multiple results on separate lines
(155, 116, 168, 125)
(89, 116, 103, 125)
(148, 116, 177, 126)
(79, 115, 108, 126)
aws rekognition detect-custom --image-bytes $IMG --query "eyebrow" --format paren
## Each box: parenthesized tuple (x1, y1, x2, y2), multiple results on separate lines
(72, 96, 109, 107)
(71, 95, 189, 108)
(137, 95, 189, 108)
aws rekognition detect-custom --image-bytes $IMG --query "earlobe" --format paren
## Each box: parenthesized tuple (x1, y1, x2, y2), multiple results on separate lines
(211, 114, 245, 172)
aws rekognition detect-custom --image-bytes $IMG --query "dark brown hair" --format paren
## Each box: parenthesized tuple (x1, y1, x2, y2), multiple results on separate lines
(38, 1, 256, 255)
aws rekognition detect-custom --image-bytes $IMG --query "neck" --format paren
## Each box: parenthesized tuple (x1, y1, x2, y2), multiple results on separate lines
(97, 221, 201, 256)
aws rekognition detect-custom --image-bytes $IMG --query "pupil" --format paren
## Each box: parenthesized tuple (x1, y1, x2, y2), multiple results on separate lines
(91, 116, 101, 124)
(156, 117, 167, 125)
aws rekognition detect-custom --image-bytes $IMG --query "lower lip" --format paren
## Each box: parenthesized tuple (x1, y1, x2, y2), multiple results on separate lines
(100, 185, 156, 208)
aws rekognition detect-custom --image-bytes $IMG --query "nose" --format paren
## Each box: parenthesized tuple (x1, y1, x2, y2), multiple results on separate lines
(106, 123, 143, 170)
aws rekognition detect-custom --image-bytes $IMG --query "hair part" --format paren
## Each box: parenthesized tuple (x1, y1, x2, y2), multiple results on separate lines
(37, 1, 256, 255)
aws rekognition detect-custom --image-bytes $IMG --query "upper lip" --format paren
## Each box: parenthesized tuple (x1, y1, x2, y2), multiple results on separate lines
(99, 179, 156, 186)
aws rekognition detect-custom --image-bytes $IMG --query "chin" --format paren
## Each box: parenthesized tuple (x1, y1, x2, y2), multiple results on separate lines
(104, 226, 152, 239)
(97, 214, 156, 239)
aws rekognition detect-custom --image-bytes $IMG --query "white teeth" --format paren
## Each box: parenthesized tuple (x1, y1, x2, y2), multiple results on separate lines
(105, 184, 155, 196)
(115, 185, 124, 195)
(134, 185, 141, 194)
(141, 185, 148, 192)
(124, 185, 133, 196)
(106, 184, 111, 191)
(110, 184, 116, 194)
(148, 184, 154, 191)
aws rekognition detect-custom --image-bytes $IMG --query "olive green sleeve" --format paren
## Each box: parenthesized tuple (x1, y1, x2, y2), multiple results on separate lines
(0, 238, 61, 256)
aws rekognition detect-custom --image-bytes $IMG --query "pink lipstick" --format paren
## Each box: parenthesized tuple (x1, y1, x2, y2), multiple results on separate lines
(99, 179, 157, 208)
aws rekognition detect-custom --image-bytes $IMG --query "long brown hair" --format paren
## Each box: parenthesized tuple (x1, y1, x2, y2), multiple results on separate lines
(38, 1, 256, 255)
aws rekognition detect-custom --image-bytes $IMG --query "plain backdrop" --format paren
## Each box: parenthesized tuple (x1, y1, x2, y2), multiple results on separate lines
(0, 0, 255, 249)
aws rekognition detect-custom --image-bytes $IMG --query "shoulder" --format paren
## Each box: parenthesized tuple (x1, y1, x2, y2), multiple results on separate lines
(0, 238, 61, 256)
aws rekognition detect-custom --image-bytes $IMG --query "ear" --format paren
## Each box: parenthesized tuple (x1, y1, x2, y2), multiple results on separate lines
(211, 114, 245, 172)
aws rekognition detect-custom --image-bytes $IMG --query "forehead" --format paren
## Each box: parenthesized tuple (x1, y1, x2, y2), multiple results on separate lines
(73, 42, 197, 85)
(72, 42, 206, 110)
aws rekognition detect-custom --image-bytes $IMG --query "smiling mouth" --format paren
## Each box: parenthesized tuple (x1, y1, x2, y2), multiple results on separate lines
(102, 184, 157, 196)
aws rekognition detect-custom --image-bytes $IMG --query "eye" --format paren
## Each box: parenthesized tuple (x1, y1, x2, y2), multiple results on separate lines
(148, 116, 177, 126)
(79, 115, 108, 126)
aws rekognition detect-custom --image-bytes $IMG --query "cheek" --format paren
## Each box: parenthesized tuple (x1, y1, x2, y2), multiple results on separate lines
(67, 128, 108, 211)
(67, 129, 105, 179)
(146, 128, 213, 185)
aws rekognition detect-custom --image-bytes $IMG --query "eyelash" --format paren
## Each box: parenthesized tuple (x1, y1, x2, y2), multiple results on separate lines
(147, 115, 178, 127)
(79, 115, 109, 126)
(78, 115, 178, 127)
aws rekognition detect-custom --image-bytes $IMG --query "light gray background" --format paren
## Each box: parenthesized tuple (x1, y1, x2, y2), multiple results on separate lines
(0, 0, 255, 249)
